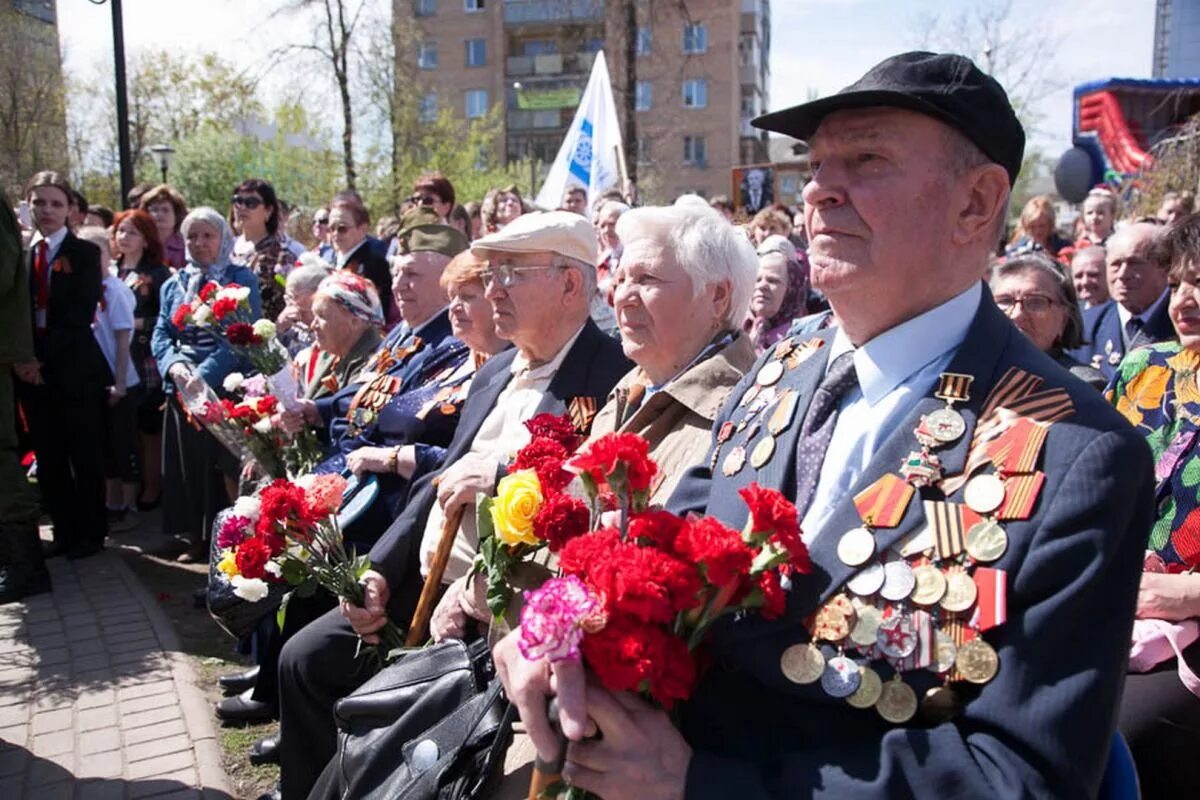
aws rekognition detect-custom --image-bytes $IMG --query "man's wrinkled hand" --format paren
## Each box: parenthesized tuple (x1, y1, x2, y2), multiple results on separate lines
(493, 627, 589, 764)
(340, 569, 391, 644)
(435, 455, 499, 515)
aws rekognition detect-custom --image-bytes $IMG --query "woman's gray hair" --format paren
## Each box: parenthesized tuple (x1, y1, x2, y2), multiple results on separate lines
(287, 259, 333, 294)
(597, 200, 630, 219)
(990, 253, 1085, 351)
(615, 204, 757, 328)
(756, 234, 798, 263)
(180, 206, 236, 267)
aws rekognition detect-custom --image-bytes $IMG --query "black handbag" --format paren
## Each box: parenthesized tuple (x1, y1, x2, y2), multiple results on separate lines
(205, 507, 289, 640)
(308, 637, 515, 800)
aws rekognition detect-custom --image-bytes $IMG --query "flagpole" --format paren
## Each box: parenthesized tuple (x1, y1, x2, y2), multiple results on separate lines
(613, 145, 629, 197)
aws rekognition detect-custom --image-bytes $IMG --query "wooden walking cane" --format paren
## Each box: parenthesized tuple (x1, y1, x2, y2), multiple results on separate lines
(404, 496, 467, 646)
(528, 697, 566, 799)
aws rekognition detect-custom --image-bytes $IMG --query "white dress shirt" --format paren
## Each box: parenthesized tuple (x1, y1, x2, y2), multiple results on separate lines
(801, 282, 981, 541)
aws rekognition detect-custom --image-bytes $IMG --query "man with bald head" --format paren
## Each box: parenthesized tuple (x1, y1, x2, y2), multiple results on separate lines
(1071, 244, 1109, 309)
(493, 51, 1153, 799)
(1070, 221, 1174, 379)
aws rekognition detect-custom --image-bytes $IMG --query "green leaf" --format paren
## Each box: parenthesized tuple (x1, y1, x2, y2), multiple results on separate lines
(1149, 498, 1174, 552)
(476, 494, 496, 544)
(1182, 457, 1200, 488)
(276, 590, 292, 631)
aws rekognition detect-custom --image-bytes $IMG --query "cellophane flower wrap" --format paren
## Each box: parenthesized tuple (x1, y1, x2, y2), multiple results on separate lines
(215, 374, 321, 478)
(216, 472, 405, 660)
(473, 414, 588, 620)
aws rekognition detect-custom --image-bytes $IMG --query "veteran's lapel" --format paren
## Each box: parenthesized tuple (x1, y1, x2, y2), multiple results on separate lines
(753, 334, 834, 495)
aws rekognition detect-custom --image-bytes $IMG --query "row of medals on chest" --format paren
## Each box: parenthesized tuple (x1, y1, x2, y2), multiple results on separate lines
(731, 346, 1014, 725)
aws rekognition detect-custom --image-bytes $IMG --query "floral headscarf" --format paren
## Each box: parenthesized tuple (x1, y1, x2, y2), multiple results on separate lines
(180, 206, 237, 291)
(315, 271, 384, 327)
(747, 234, 810, 352)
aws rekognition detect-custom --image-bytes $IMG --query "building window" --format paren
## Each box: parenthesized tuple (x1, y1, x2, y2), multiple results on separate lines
(464, 0, 484, 12)
(683, 135, 707, 166)
(414, 0, 435, 17)
(636, 27, 651, 57)
(683, 79, 708, 109)
(466, 89, 489, 119)
(466, 38, 486, 67)
(522, 40, 558, 56)
(635, 81, 652, 112)
(418, 41, 438, 69)
(683, 23, 707, 54)
(419, 93, 438, 123)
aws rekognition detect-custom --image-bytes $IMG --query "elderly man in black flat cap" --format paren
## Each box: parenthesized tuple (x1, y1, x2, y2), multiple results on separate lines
(493, 51, 1154, 799)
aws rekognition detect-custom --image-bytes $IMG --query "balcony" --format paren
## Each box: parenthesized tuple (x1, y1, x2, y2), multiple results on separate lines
(504, 0, 604, 25)
(507, 52, 592, 77)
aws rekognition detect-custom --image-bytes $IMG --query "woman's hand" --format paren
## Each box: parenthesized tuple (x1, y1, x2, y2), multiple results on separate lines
(280, 398, 318, 434)
(107, 385, 126, 407)
(13, 361, 42, 385)
(345, 446, 394, 477)
(1136, 571, 1200, 621)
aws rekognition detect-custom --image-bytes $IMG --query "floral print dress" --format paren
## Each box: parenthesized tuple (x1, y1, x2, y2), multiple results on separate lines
(1108, 341, 1200, 567)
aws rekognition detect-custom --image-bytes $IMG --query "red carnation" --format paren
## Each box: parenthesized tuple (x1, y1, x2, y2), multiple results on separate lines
(510, 438, 573, 493)
(650, 632, 698, 708)
(171, 303, 193, 329)
(524, 413, 581, 451)
(755, 570, 787, 620)
(226, 322, 260, 346)
(235, 537, 272, 580)
(211, 296, 238, 320)
(580, 614, 698, 709)
(198, 282, 218, 302)
(568, 433, 657, 494)
(608, 542, 701, 624)
(627, 510, 687, 550)
(739, 482, 810, 572)
(533, 493, 590, 552)
(674, 517, 754, 589)
(256, 395, 279, 416)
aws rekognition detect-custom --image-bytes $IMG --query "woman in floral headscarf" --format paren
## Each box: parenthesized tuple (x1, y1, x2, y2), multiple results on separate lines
(1109, 212, 1200, 796)
(151, 207, 262, 561)
(744, 234, 811, 354)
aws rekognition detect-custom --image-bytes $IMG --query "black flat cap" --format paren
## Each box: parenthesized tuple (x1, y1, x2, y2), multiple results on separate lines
(752, 51, 1025, 185)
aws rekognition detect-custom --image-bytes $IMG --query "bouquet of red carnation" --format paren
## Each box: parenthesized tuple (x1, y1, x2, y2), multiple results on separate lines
(217, 373, 322, 478)
(216, 472, 405, 659)
(472, 414, 590, 621)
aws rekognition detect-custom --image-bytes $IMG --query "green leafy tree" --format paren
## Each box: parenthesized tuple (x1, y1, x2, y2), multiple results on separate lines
(0, 8, 69, 197)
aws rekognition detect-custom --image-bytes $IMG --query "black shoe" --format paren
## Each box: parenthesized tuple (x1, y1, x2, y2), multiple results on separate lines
(215, 689, 276, 723)
(152, 537, 191, 560)
(248, 734, 280, 765)
(256, 784, 281, 800)
(0, 565, 51, 605)
(218, 665, 260, 695)
(41, 540, 69, 559)
(177, 540, 208, 564)
(65, 541, 104, 560)
(193, 587, 208, 609)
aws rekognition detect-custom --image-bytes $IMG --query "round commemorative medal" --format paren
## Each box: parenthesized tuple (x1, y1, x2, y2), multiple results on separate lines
(756, 360, 785, 387)
(910, 565, 948, 606)
(846, 665, 884, 709)
(721, 446, 747, 477)
(876, 613, 918, 659)
(964, 520, 1009, 563)
(933, 631, 958, 673)
(956, 638, 1000, 684)
(750, 435, 776, 469)
(813, 594, 857, 642)
(780, 642, 825, 685)
(879, 560, 916, 602)
(837, 527, 876, 567)
(924, 407, 966, 444)
(820, 655, 862, 699)
(846, 561, 886, 596)
(849, 605, 884, 648)
(939, 569, 978, 613)
(876, 677, 918, 724)
(920, 685, 962, 724)
(963, 473, 1006, 515)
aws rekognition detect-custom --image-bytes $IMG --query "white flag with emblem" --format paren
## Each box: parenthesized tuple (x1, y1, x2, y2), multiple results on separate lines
(535, 50, 623, 211)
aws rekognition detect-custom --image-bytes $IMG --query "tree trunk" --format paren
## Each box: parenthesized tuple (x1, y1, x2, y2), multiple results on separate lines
(326, 0, 356, 190)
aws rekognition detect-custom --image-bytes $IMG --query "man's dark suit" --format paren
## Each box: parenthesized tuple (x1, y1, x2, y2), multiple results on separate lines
(667, 294, 1154, 798)
(16, 233, 111, 553)
(1068, 292, 1175, 382)
(276, 319, 631, 799)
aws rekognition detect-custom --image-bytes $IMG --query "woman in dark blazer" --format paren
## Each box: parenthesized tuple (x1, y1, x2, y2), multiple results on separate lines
(14, 171, 111, 560)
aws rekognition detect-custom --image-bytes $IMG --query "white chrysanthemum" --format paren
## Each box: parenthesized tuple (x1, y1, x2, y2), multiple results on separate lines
(264, 561, 282, 578)
(233, 495, 261, 521)
(233, 286, 252, 302)
(252, 418, 274, 435)
(252, 319, 277, 340)
(192, 304, 213, 326)
(222, 372, 245, 393)
(231, 575, 269, 602)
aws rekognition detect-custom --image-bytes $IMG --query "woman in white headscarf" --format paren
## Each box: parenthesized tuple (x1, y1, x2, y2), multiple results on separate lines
(151, 207, 263, 561)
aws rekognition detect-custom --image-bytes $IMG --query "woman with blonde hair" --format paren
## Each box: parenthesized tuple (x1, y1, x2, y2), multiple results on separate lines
(1006, 195, 1070, 256)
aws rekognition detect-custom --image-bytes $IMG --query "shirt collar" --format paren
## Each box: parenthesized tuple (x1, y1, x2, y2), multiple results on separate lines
(826, 281, 981, 407)
(31, 227, 69, 258)
(1116, 289, 1168, 329)
(510, 323, 587, 380)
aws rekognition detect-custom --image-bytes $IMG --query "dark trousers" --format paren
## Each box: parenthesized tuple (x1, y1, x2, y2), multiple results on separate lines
(1, 369, 43, 567)
(1118, 639, 1200, 799)
(16, 378, 106, 549)
(250, 588, 338, 709)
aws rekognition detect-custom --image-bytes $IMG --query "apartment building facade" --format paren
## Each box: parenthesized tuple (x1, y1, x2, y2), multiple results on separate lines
(394, 0, 771, 203)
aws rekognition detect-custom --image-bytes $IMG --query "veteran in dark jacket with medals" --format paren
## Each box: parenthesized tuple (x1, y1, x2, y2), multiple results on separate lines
(492, 52, 1156, 800)
(273, 212, 630, 799)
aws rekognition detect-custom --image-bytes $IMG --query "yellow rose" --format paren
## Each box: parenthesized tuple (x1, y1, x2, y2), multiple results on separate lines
(491, 469, 544, 547)
(217, 549, 239, 577)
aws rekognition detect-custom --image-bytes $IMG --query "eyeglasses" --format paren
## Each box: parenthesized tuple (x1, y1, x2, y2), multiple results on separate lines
(330, 224, 353, 234)
(231, 195, 263, 209)
(410, 194, 438, 207)
(994, 294, 1056, 314)
(313, 217, 330, 226)
(480, 264, 561, 288)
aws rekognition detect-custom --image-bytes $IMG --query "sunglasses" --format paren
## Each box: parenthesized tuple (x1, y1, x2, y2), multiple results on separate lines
(313, 217, 330, 226)
(410, 194, 438, 207)
(330, 224, 353, 234)
(231, 195, 263, 209)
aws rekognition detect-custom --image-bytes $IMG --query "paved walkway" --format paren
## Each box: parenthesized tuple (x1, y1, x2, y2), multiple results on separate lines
(0, 552, 232, 799)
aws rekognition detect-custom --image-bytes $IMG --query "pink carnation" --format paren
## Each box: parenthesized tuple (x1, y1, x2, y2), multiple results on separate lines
(217, 515, 252, 549)
(518, 576, 601, 663)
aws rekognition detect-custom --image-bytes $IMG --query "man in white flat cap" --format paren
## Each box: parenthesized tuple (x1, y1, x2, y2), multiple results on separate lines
(273, 211, 632, 800)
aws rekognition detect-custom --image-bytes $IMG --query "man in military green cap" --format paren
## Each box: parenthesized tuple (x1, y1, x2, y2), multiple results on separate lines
(0, 189, 50, 604)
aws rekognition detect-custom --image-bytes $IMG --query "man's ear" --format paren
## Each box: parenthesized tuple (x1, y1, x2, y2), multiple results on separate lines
(952, 164, 1010, 248)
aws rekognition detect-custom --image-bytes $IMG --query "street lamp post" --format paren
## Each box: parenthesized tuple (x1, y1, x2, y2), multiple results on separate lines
(149, 145, 176, 185)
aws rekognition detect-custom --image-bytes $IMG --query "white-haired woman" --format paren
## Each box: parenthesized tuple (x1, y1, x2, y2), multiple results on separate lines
(151, 207, 262, 561)
(277, 256, 332, 360)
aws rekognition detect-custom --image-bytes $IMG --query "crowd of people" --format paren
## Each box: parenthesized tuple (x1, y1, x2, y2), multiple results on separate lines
(3, 48, 1200, 799)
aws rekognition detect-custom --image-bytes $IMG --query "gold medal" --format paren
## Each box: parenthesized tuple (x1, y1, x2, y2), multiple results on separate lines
(911, 565, 948, 606)
(756, 360, 785, 387)
(846, 665, 883, 709)
(750, 435, 776, 469)
(768, 390, 800, 436)
(721, 446, 746, 476)
(963, 473, 1006, 515)
(920, 685, 962, 724)
(837, 527, 876, 567)
(956, 638, 1000, 684)
(780, 642, 825, 685)
(939, 567, 978, 613)
(964, 520, 1008, 563)
(849, 605, 884, 648)
(875, 676, 918, 724)
(813, 594, 857, 642)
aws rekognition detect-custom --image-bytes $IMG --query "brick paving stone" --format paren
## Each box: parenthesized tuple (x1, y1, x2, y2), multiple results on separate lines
(27, 754, 73, 786)
(29, 632, 68, 650)
(0, 702, 29, 727)
(107, 636, 160, 655)
(0, 691, 27, 707)
(73, 668, 115, 687)
(76, 779, 126, 800)
(117, 680, 175, 702)
(103, 621, 148, 638)
(71, 653, 112, 673)
(68, 638, 110, 658)
(26, 618, 64, 634)
(58, 612, 94, 629)
(121, 692, 179, 715)
(31, 708, 72, 735)
(79, 727, 122, 755)
(128, 770, 198, 797)
(79, 705, 119, 731)
(36, 646, 70, 666)
(31, 730, 74, 758)
(122, 704, 182, 730)
(105, 628, 160, 647)
(76, 749, 123, 780)
(126, 749, 195, 780)
(0, 638, 34, 656)
(0, 723, 29, 746)
(77, 687, 116, 710)
(122, 717, 187, 745)
(101, 612, 150, 629)
(114, 660, 170, 682)
(113, 648, 162, 667)
(125, 733, 193, 763)
(32, 691, 75, 713)
(0, 744, 29, 776)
